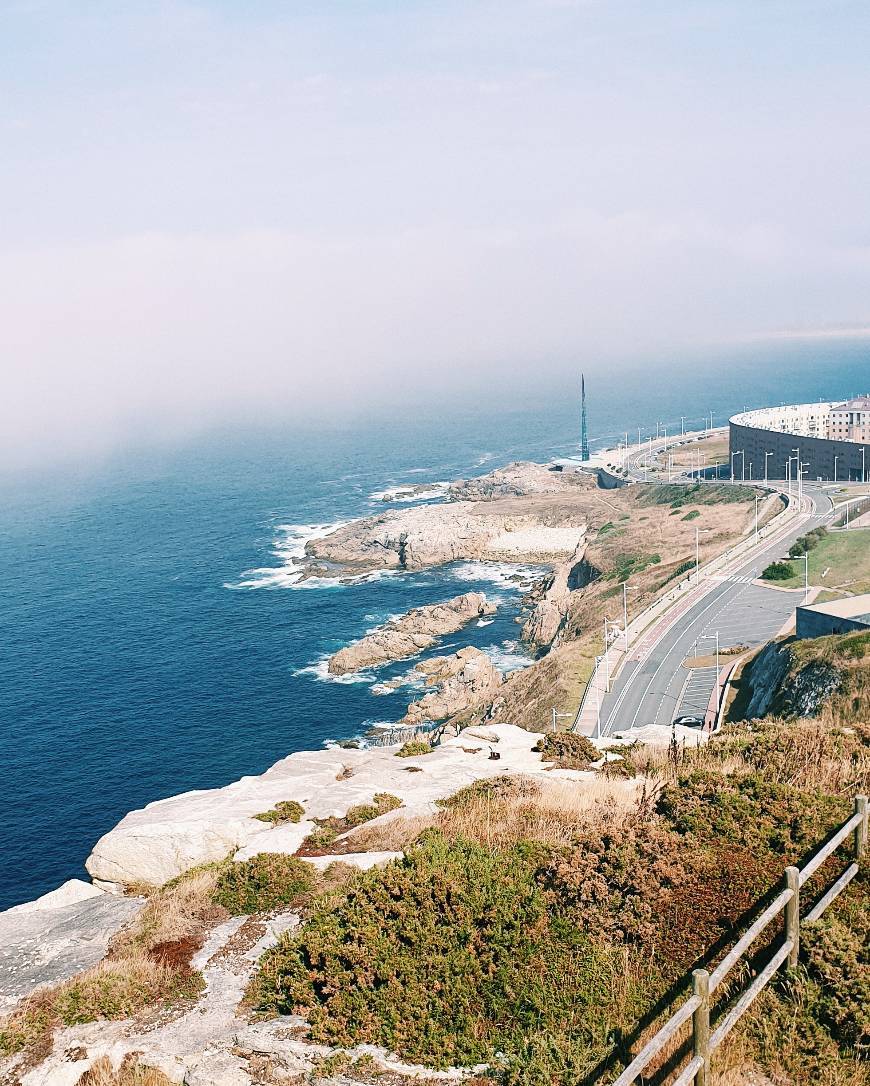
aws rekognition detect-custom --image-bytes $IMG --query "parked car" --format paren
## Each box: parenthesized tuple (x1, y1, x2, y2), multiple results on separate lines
(672, 714, 705, 728)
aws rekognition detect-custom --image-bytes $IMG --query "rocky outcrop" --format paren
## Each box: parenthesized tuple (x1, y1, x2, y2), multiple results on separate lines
(301, 494, 590, 577)
(0, 881, 143, 1012)
(449, 461, 589, 501)
(86, 725, 568, 888)
(521, 541, 596, 649)
(743, 640, 843, 720)
(401, 647, 503, 724)
(328, 592, 496, 674)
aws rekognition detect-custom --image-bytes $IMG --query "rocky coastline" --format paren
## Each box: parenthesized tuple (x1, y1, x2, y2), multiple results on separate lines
(327, 591, 496, 674)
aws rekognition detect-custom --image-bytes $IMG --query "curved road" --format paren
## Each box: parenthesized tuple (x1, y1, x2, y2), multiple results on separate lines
(582, 434, 835, 736)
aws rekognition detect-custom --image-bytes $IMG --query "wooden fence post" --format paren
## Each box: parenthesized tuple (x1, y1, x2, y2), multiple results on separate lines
(692, 968, 710, 1086)
(856, 795, 868, 861)
(784, 867, 800, 968)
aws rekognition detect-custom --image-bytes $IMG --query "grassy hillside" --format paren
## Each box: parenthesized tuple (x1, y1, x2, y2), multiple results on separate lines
(251, 631, 870, 1085)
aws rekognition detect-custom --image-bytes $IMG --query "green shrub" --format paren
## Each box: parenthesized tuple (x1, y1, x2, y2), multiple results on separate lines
(682, 509, 700, 521)
(396, 738, 433, 757)
(606, 552, 661, 583)
(533, 732, 599, 769)
(211, 854, 314, 915)
(344, 792, 402, 827)
(252, 833, 654, 1076)
(762, 561, 794, 581)
(254, 800, 305, 825)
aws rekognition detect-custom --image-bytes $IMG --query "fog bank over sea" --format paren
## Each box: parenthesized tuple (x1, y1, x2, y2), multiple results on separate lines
(0, 342, 867, 910)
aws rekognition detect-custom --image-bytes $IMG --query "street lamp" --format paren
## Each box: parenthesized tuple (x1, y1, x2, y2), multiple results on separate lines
(834, 454, 839, 483)
(593, 656, 602, 739)
(781, 551, 809, 602)
(754, 494, 762, 540)
(622, 582, 640, 650)
(680, 415, 686, 436)
(699, 632, 720, 713)
(730, 450, 744, 482)
(764, 451, 772, 483)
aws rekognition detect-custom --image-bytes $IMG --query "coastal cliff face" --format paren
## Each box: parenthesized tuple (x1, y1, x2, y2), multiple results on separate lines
(328, 592, 495, 675)
(448, 461, 589, 501)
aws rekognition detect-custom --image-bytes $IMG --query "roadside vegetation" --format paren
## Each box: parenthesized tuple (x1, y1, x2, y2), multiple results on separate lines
(764, 527, 870, 594)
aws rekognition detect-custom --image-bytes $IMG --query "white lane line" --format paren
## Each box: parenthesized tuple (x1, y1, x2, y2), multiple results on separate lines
(617, 580, 751, 733)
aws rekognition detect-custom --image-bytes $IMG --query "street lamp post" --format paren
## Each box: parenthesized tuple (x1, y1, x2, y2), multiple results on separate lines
(680, 415, 686, 436)
(700, 632, 720, 718)
(755, 494, 762, 540)
(764, 451, 772, 483)
(593, 657, 602, 739)
(781, 551, 810, 602)
(622, 582, 639, 650)
(833, 454, 839, 482)
(730, 450, 744, 482)
(603, 617, 611, 692)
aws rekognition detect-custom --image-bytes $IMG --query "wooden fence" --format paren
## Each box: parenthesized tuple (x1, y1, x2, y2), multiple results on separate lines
(610, 794, 868, 1086)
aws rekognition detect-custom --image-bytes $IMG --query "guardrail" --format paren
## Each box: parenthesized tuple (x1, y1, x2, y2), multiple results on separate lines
(610, 794, 868, 1086)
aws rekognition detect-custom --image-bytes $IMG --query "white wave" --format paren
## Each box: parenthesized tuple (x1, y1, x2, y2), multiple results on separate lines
(475, 452, 494, 466)
(476, 618, 495, 626)
(482, 639, 533, 673)
(226, 520, 349, 590)
(368, 482, 450, 504)
(450, 561, 543, 589)
(293, 654, 376, 685)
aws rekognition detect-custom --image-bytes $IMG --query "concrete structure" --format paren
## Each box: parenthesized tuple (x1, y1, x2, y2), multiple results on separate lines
(796, 593, 870, 639)
(730, 398, 870, 483)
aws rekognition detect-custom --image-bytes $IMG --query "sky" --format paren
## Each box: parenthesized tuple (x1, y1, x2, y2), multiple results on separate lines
(2, 0, 870, 467)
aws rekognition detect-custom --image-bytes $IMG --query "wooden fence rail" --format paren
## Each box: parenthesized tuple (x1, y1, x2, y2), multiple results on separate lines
(610, 794, 868, 1086)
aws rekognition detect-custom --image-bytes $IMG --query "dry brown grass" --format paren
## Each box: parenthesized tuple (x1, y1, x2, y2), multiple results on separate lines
(348, 775, 641, 854)
(78, 1054, 175, 1085)
(111, 868, 225, 961)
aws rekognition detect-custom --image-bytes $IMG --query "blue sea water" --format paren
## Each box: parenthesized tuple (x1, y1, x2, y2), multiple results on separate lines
(1, 343, 867, 910)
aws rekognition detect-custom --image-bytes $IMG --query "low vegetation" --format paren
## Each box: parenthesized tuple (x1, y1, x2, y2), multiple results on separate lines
(0, 867, 223, 1061)
(211, 853, 315, 915)
(250, 630, 870, 1085)
(78, 1055, 175, 1085)
(762, 559, 795, 581)
(395, 738, 433, 757)
(253, 799, 305, 824)
(297, 792, 404, 855)
(533, 730, 599, 769)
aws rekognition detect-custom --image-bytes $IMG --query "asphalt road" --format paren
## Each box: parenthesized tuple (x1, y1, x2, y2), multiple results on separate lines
(596, 483, 833, 735)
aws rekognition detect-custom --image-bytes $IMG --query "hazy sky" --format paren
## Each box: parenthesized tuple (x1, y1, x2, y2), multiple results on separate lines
(2, 1, 870, 465)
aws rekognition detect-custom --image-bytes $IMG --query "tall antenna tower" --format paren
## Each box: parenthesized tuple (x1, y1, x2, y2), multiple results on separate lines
(580, 373, 590, 461)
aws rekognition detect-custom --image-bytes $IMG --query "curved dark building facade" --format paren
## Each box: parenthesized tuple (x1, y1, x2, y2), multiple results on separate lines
(729, 399, 870, 484)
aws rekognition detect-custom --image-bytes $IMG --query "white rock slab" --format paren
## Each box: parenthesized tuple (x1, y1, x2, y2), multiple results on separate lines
(86, 725, 549, 887)
(0, 890, 143, 1013)
(304, 851, 402, 872)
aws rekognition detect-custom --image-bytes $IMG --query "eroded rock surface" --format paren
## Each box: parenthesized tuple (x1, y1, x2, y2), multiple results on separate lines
(0, 882, 143, 1012)
(328, 592, 495, 674)
(401, 647, 503, 725)
(448, 461, 588, 501)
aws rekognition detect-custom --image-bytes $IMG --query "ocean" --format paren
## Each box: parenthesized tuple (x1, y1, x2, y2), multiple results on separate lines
(1, 342, 867, 910)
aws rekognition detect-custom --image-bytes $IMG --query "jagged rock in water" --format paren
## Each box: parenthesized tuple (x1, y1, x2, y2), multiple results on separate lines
(328, 592, 496, 674)
(401, 647, 504, 724)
